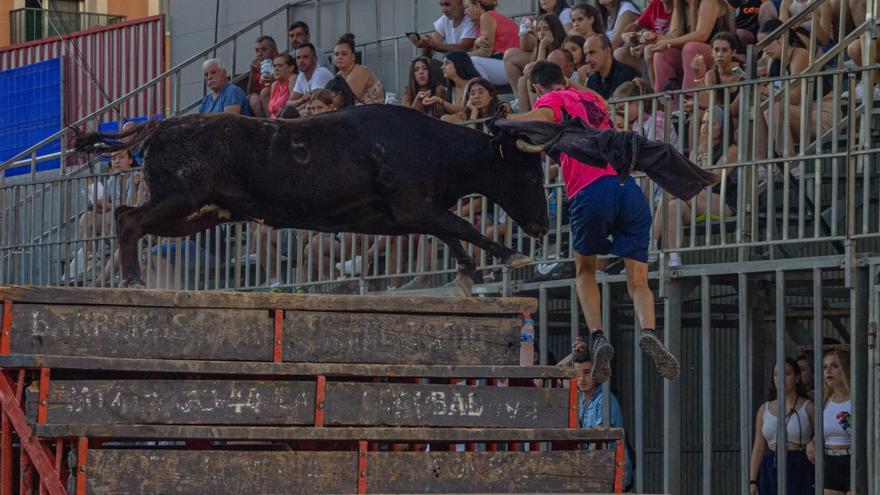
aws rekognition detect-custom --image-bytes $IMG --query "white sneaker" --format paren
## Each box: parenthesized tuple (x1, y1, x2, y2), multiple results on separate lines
(668, 252, 681, 267)
(335, 255, 364, 276)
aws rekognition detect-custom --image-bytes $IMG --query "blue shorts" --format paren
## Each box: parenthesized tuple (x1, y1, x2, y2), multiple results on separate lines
(569, 176, 652, 263)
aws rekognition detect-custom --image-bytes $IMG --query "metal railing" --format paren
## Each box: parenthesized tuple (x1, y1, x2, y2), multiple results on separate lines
(9, 8, 126, 45)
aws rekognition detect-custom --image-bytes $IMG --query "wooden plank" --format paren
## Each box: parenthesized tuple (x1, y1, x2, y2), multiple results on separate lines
(325, 382, 569, 428)
(35, 424, 625, 442)
(80, 450, 615, 494)
(28, 381, 568, 428)
(83, 450, 357, 494)
(0, 286, 536, 314)
(283, 312, 521, 365)
(0, 355, 576, 379)
(9, 304, 273, 361)
(26, 380, 315, 425)
(368, 451, 616, 493)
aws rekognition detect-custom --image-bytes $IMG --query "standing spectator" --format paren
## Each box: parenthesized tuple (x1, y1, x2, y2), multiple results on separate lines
(584, 34, 640, 99)
(199, 59, 251, 115)
(246, 36, 279, 117)
(573, 348, 633, 491)
(288, 21, 328, 68)
(333, 33, 386, 104)
(509, 14, 567, 112)
(409, 0, 477, 53)
(325, 75, 359, 109)
(509, 61, 680, 383)
(796, 354, 815, 399)
(646, 0, 735, 95)
(749, 357, 815, 495)
(598, 0, 641, 49)
(615, 0, 673, 74)
(402, 56, 448, 118)
(807, 350, 852, 495)
(261, 54, 296, 119)
(288, 43, 335, 112)
(464, 0, 520, 87)
(422, 51, 480, 118)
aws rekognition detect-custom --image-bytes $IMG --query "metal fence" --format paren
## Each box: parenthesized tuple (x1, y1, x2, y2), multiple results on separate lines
(9, 8, 126, 45)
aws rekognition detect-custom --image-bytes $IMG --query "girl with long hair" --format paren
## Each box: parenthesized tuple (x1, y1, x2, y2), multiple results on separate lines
(443, 77, 511, 124)
(422, 50, 480, 118)
(597, 0, 641, 48)
(509, 14, 567, 112)
(807, 351, 853, 495)
(402, 56, 447, 119)
(325, 75, 358, 109)
(568, 4, 604, 38)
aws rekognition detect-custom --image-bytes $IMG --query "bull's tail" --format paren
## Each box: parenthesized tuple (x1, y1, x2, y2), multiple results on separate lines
(73, 120, 162, 156)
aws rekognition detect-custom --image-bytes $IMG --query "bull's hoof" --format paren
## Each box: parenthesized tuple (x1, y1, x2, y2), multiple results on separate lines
(120, 278, 146, 289)
(505, 253, 533, 270)
(450, 273, 474, 297)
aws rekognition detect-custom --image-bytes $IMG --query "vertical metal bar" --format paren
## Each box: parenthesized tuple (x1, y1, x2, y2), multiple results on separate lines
(739, 273, 752, 495)
(315, 0, 322, 49)
(775, 269, 787, 494)
(601, 279, 611, 424)
(633, 308, 643, 492)
(813, 268, 824, 495)
(570, 283, 578, 351)
(663, 279, 682, 495)
(701, 275, 712, 494)
(851, 266, 869, 493)
(538, 287, 548, 365)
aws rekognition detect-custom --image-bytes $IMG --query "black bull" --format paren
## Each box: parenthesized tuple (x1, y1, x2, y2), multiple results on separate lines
(73, 105, 715, 290)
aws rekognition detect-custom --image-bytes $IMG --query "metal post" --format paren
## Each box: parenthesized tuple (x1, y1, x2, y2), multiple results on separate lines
(701, 275, 712, 494)
(538, 287, 548, 365)
(601, 279, 611, 426)
(813, 268, 824, 495)
(633, 307, 643, 492)
(851, 266, 869, 493)
(739, 273, 752, 495)
(663, 279, 682, 495)
(775, 269, 788, 494)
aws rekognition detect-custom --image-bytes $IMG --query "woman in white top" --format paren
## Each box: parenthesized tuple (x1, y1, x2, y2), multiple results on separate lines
(749, 357, 815, 495)
(598, 0, 641, 49)
(807, 351, 853, 495)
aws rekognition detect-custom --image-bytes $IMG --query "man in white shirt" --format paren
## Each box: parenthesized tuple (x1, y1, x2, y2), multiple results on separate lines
(288, 44, 335, 111)
(409, 0, 476, 53)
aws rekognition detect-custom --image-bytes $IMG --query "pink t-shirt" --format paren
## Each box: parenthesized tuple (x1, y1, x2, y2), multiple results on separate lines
(477, 10, 520, 54)
(535, 88, 616, 198)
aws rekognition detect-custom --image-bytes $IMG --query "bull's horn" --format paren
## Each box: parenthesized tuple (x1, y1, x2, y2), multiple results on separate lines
(515, 139, 546, 154)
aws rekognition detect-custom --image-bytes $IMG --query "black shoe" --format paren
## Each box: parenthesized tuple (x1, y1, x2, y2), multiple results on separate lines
(590, 331, 614, 384)
(639, 329, 680, 380)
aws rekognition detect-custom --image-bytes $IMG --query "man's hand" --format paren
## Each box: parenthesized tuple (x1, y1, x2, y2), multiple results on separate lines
(416, 34, 435, 49)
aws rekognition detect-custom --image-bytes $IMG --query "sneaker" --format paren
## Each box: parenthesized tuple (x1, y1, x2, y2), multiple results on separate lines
(638, 329, 680, 379)
(589, 331, 614, 384)
(335, 255, 363, 276)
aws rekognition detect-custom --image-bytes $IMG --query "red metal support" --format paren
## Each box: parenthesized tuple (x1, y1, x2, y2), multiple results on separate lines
(36, 368, 50, 424)
(357, 440, 368, 494)
(314, 375, 326, 427)
(20, 448, 33, 495)
(568, 378, 578, 428)
(613, 438, 625, 493)
(76, 437, 88, 495)
(272, 309, 284, 363)
(1, 411, 10, 495)
(0, 373, 65, 495)
(1, 301, 12, 355)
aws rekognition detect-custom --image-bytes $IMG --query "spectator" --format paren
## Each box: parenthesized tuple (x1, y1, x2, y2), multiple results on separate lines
(749, 357, 815, 495)
(333, 33, 386, 104)
(598, 0, 641, 49)
(548, 48, 577, 83)
(261, 54, 296, 119)
(613, 77, 676, 141)
(807, 350, 852, 495)
(246, 35, 279, 117)
(653, 107, 736, 267)
(409, 0, 477, 53)
(443, 77, 510, 123)
(727, 0, 762, 45)
(423, 50, 480, 118)
(308, 89, 337, 115)
(402, 56, 448, 118)
(563, 35, 587, 76)
(846, 33, 880, 102)
(288, 21, 328, 68)
(758, 0, 833, 47)
(647, 0, 735, 95)
(510, 61, 680, 383)
(463, 0, 519, 87)
(690, 32, 745, 114)
(199, 59, 251, 115)
(796, 354, 815, 399)
(568, 4, 604, 39)
(288, 43, 335, 112)
(325, 75, 359, 108)
(584, 34, 640, 99)
(509, 14, 567, 112)
(615, 0, 673, 74)
(572, 348, 633, 491)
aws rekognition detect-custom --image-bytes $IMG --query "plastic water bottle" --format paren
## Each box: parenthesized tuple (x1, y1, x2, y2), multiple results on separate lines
(520, 315, 535, 366)
(384, 92, 400, 105)
(260, 59, 273, 80)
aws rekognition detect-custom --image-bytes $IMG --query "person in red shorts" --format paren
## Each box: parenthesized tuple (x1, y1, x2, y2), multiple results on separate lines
(507, 61, 679, 383)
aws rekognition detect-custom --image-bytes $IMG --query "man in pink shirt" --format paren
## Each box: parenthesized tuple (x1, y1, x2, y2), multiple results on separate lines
(508, 61, 679, 383)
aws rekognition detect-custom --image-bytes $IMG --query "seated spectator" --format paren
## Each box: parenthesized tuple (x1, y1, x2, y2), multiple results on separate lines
(846, 30, 880, 102)
(598, 0, 641, 49)
(509, 14, 567, 112)
(548, 48, 578, 86)
(568, 3, 604, 39)
(422, 50, 480, 118)
(199, 59, 251, 115)
(646, 0, 735, 95)
(246, 35, 279, 117)
(278, 105, 301, 119)
(288, 21, 329, 68)
(653, 107, 736, 266)
(807, 350, 852, 495)
(758, 0, 833, 47)
(333, 33, 386, 104)
(443, 77, 511, 123)
(749, 357, 815, 495)
(463, 0, 519, 87)
(727, 0, 761, 45)
(615, 0, 673, 75)
(613, 77, 677, 142)
(585, 34, 640, 99)
(308, 90, 337, 115)
(563, 35, 587, 78)
(402, 56, 448, 118)
(288, 43, 335, 112)
(573, 348, 633, 491)
(409, 0, 477, 53)
(690, 32, 745, 114)
(325, 75, 359, 108)
(260, 54, 296, 119)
